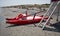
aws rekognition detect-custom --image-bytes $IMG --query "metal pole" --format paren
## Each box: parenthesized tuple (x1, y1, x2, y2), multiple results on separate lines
(56, 4, 59, 22)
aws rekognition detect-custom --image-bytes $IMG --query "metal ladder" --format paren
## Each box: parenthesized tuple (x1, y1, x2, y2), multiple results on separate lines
(39, 1, 60, 30)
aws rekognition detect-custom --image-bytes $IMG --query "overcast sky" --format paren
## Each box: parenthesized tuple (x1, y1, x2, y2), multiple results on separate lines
(0, 0, 51, 7)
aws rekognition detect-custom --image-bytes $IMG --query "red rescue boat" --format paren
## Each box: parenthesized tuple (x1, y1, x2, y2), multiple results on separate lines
(6, 12, 48, 25)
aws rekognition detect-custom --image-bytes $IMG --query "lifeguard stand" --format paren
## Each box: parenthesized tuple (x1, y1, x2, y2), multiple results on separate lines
(39, 0, 60, 30)
(51, 0, 60, 21)
(50, 0, 60, 21)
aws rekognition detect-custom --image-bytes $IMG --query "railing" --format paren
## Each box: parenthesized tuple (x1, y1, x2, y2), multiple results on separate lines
(42, 1, 60, 30)
(38, 1, 60, 30)
(39, 2, 54, 26)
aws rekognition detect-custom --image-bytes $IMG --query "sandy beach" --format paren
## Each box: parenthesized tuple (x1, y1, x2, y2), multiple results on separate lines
(0, 8, 60, 36)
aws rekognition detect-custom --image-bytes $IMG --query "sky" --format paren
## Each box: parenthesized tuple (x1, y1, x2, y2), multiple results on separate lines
(0, 0, 51, 7)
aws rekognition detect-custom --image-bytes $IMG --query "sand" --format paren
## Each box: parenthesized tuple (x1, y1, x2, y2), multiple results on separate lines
(0, 8, 60, 36)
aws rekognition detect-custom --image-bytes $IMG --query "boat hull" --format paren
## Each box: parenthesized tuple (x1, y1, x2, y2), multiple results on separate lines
(6, 19, 41, 25)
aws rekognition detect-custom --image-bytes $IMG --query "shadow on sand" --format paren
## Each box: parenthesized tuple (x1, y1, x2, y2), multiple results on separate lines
(6, 24, 30, 28)
(6, 22, 60, 33)
(44, 22, 60, 33)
